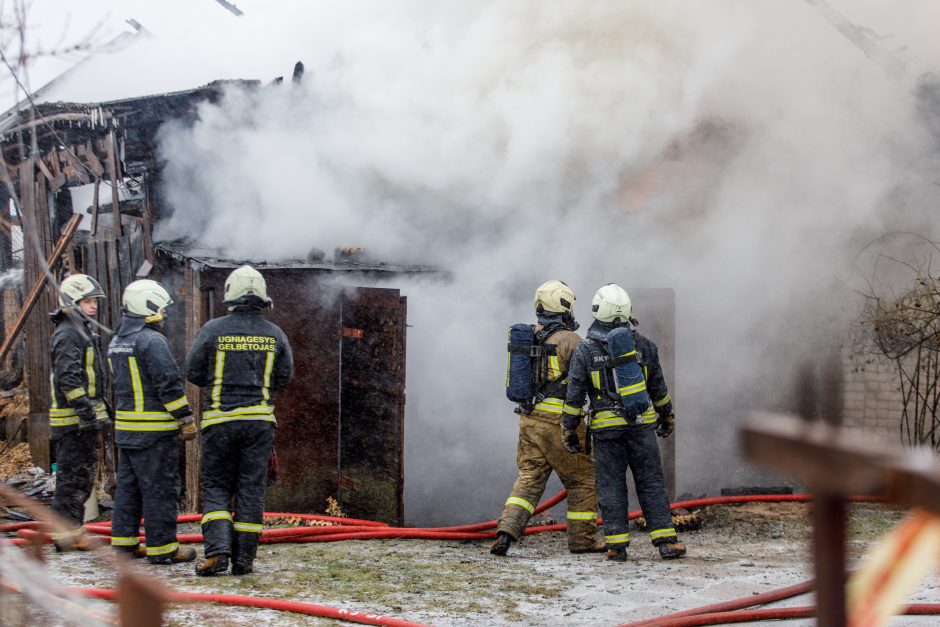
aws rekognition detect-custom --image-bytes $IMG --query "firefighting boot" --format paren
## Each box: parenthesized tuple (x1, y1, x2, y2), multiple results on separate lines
(53, 528, 100, 552)
(489, 531, 514, 556)
(570, 542, 607, 554)
(116, 544, 148, 559)
(606, 546, 628, 562)
(657, 540, 687, 560)
(149, 546, 197, 565)
(231, 535, 258, 575)
(195, 553, 230, 576)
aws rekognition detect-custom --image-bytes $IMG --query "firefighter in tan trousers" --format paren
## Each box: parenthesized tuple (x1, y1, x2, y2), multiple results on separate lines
(491, 280, 604, 556)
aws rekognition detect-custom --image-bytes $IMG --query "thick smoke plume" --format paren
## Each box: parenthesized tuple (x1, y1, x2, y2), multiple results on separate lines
(43, 1, 940, 523)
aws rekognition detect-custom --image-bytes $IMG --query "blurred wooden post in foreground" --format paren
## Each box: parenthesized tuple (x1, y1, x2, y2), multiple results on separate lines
(742, 412, 940, 626)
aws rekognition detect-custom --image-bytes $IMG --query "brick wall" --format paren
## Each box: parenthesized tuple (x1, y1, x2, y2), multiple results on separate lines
(842, 342, 905, 441)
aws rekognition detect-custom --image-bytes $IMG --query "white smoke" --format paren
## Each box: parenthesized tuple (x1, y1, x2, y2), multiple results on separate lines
(32, 0, 940, 523)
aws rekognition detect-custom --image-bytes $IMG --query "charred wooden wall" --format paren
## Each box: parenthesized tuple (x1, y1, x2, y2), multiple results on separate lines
(157, 259, 407, 525)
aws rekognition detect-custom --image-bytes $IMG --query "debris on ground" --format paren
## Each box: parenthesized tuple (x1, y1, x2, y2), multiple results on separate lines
(0, 442, 32, 480)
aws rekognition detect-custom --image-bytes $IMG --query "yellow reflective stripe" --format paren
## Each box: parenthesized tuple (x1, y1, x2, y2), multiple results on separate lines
(534, 397, 564, 413)
(164, 396, 189, 412)
(566, 511, 598, 521)
(110, 536, 140, 547)
(618, 350, 637, 359)
(547, 355, 561, 379)
(211, 351, 225, 410)
(85, 347, 96, 397)
(590, 371, 601, 389)
(116, 410, 174, 420)
(50, 416, 80, 427)
(562, 404, 582, 416)
(261, 351, 275, 402)
(201, 511, 233, 525)
(201, 414, 277, 429)
(505, 496, 535, 514)
(233, 521, 263, 533)
(591, 412, 629, 429)
(116, 421, 178, 432)
(654, 394, 672, 408)
(617, 382, 647, 396)
(203, 405, 274, 420)
(50, 407, 79, 417)
(641, 406, 657, 422)
(128, 356, 144, 413)
(146, 542, 179, 556)
(65, 387, 86, 401)
(650, 528, 677, 540)
(605, 533, 630, 545)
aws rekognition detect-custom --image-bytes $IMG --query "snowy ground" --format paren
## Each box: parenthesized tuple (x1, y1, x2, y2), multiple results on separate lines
(8, 501, 940, 626)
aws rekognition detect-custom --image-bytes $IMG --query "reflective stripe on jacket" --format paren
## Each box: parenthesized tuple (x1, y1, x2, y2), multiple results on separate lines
(562, 320, 673, 432)
(529, 325, 581, 424)
(49, 312, 108, 434)
(185, 308, 293, 429)
(108, 316, 191, 445)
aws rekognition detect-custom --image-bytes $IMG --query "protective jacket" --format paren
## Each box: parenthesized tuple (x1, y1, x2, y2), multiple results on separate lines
(185, 309, 293, 429)
(108, 316, 192, 448)
(527, 319, 582, 423)
(562, 321, 673, 432)
(49, 310, 108, 435)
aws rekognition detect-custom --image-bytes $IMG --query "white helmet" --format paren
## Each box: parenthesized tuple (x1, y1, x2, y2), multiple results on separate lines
(592, 284, 632, 324)
(224, 265, 272, 308)
(58, 274, 105, 309)
(122, 279, 172, 321)
(534, 279, 575, 314)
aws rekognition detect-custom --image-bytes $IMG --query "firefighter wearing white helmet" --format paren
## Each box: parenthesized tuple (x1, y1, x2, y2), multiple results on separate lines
(492, 280, 604, 557)
(186, 264, 293, 576)
(561, 283, 685, 562)
(48, 273, 108, 551)
(107, 279, 196, 564)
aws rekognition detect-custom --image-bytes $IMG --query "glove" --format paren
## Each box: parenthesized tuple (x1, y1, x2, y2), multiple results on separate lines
(78, 413, 100, 431)
(178, 415, 198, 441)
(562, 428, 581, 454)
(656, 413, 675, 438)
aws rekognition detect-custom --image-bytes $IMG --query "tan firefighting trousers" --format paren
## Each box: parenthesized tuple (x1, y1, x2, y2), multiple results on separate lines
(496, 413, 599, 551)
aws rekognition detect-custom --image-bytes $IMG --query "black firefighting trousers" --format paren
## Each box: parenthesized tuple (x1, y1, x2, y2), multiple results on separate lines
(51, 428, 98, 525)
(200, 421, 274, 567)
(111, 436, 181, 559)
(592, 424, 677, 548)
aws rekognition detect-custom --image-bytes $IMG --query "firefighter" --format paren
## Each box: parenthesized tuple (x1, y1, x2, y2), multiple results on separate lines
(491, 280, 603, 556)
(561, 284, 685, 562)
(108, 279, 197, 564)
(186, 265, 293, 576)
(48, 274, 109, 550)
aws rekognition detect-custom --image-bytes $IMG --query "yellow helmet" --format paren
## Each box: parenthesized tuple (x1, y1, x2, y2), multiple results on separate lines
(58, 274, 105, 309)
(224, 265, 272, 308)
(534, 280, 575, 314)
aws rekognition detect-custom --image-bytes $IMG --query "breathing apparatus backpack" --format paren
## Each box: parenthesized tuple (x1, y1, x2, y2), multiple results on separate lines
(505, 323, 560, 413)
(605, 326, 653, 419)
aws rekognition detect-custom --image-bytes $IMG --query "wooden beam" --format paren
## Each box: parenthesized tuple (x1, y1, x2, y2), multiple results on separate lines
(106, 128, 123, 237)
(57, 148, 90, 185)
(0, 213, 82, 363)
(80, 140, 105, 178)
(741, 413, 940, 515)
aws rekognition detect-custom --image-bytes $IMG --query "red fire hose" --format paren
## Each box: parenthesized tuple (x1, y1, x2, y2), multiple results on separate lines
(8, 490, 940, 626)
(76, 587, 431, 627)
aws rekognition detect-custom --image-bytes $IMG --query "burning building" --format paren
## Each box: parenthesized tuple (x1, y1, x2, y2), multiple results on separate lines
(0, 80, 437, 524)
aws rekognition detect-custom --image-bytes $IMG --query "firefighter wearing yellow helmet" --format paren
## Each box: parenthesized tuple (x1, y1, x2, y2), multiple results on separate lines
(186, 265, 293, 576)
(48, 273, 109, 551)
(491, 280, 604, 556)
(107, 279, 196, 564)
(561, 284, 685, 562)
